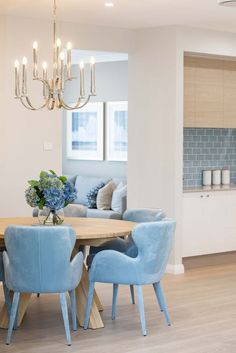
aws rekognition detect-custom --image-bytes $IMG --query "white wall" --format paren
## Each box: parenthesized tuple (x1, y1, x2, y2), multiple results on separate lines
(0, 16, 62, 217)
(0, 16, 135, 217)
(128, 27, 183, 269)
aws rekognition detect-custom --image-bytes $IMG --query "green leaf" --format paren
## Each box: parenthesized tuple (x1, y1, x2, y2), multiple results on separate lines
(40, 171, 48, 179)
(28, 180, 40, 187)
(38, 199, 45, 210)
(49, 170, 57, 176)
(59, 176, 67, 183)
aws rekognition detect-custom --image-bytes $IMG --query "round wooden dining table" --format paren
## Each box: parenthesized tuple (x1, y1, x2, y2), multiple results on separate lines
(0, 217, 136, 330)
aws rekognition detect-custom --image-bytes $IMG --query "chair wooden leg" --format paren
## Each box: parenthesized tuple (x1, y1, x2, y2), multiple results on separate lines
(6, 292, 20, 345)
(153, 282, 171, 326)
(136, 286, 147, 336)
(59, 293, 72, 346)
(130, 285, 135, 304)
(84, 281, 95, 330)
(69, 289, 77, 331)
(112, 284, 119, 320)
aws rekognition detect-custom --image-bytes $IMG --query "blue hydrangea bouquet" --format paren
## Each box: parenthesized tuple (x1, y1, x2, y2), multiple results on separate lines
(25, 170, 77, 225)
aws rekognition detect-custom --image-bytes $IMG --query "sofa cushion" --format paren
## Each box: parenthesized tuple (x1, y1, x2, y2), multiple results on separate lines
(87, 182, 105, 209)
(63, 204, 87, 218)
(87, 209, 122, 220)
(74, 176, 109, 206)
(64, 175, 77, 186)
(97, 180, 116, 210)
(111, 183, 127, 213)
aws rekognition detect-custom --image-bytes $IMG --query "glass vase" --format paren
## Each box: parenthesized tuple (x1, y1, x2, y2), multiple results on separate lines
(38, 207, 64, 226)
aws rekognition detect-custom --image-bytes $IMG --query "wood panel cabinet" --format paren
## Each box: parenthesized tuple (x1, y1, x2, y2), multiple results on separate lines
(183, 191, 236, 257)
(184, 56, 236, 128)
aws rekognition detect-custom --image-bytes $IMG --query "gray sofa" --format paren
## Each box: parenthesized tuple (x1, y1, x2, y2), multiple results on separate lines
(68, 175, 127, 220)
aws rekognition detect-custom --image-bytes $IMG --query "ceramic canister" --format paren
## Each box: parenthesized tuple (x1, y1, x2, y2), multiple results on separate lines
(222, 168, 230, 185)
(203, 169, 212, 186)
(213, 169, 221, 186)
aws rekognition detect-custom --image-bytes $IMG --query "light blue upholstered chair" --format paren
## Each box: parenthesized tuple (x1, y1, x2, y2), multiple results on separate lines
(88, 208, 166, 304)
(0, 252, 11, 316)
(33, 204, 86, 299)
(3, 226, 83, 345)
(84, 220, 176, 336)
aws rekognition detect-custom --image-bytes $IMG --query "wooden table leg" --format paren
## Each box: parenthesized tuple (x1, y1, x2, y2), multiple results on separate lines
(0, 293, 32, 329)
(75, 264, 104, 329)
(94, 290, 103, 312)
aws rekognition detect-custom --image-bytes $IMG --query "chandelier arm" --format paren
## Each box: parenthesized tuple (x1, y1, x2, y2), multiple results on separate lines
(47, 98, 56, 111)
(58, 94, 92, 110)
(74, 96, 92, 109)
(20, 96, 50, 111)
(19, 97, 36, 110)
(19, 78, 51, 110)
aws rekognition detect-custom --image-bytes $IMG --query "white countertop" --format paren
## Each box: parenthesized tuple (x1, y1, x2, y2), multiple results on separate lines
(183, 184, 236, 193)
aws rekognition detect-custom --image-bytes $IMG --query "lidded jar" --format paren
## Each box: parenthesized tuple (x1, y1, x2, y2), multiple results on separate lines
(203, 169, 212, 186)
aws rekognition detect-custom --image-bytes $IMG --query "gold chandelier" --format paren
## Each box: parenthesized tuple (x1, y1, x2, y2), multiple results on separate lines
(14, 0, 96, 111)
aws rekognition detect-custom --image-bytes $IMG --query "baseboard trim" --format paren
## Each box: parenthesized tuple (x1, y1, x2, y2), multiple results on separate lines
(183, 251, 236, 270)
(165, 264, 185, 274)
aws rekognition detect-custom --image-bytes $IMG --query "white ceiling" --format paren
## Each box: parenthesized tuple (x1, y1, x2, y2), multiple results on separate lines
(72, 50, 128, 64)
(1, 0, 236, 32)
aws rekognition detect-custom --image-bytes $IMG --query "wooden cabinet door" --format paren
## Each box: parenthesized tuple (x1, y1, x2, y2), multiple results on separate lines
(183, 56, 236, 128)
(223, 60, 236, 128)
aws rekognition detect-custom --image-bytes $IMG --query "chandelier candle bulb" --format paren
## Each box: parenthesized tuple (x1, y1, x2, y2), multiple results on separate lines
(60, 52, 65, 90)
(56, 38, 61, 76)
(14, 60, 20, 97)
(90, 57, 96, 95)
(33, 41, 38, 78)
(42, 62, 48, 98)
(79, 61, 85, 97)
(22, 57, 27, 95)
(66, 42, 72, 79)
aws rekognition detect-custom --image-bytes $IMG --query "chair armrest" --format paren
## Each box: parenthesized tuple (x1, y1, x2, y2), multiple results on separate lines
(2, 251, 9, 270)
(2, 251, 11, 287)
(89, 249, 138, 284)
(71, 251, 84, 284)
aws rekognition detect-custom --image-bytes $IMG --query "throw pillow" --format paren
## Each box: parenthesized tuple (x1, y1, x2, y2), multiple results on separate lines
(74, 176, 108, 206)
(111, 183, 127, 213)
(87, 182, 105, 209)
(97, 181, 116, 210)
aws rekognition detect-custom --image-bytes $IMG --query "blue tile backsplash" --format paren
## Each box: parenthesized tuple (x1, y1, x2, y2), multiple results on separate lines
(183, 128, 236, 187)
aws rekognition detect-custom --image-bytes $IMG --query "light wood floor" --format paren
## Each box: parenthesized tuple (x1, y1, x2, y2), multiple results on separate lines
(0, 264, 236, 353)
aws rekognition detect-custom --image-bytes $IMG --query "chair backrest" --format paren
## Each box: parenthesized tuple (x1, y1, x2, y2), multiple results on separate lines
(0, 253, 3, 281)
(132, 220, 176, 282)
(123, 208, 166, 223)
(4, 225, 79, 293)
